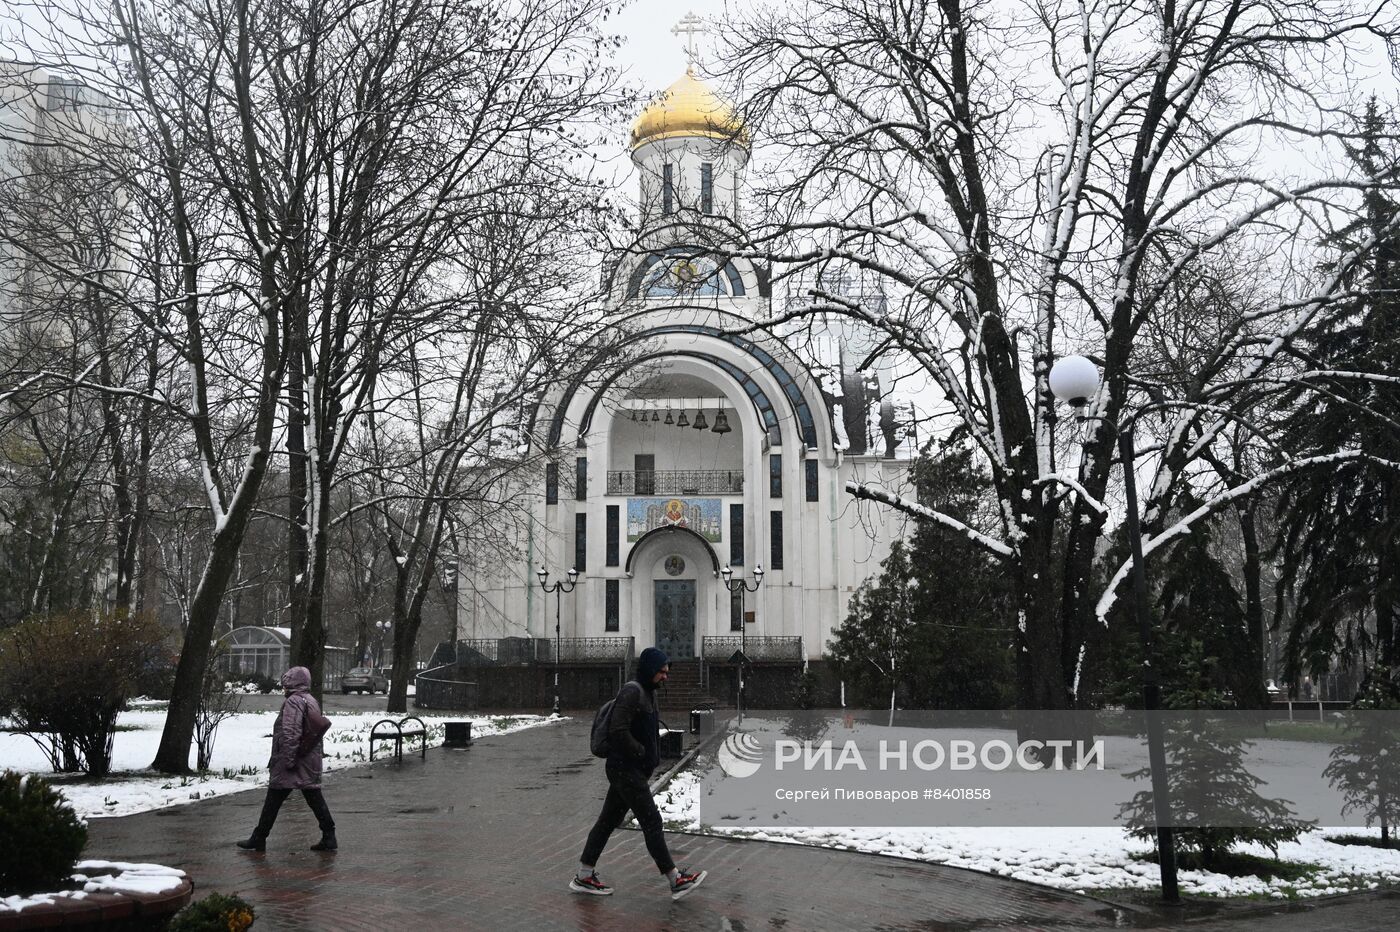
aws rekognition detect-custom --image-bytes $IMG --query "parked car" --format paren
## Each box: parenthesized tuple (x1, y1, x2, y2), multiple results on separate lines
(340, 667, 389, 695)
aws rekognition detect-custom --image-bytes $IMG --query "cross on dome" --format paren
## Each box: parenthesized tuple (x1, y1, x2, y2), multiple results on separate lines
(671, 11, 707, 73)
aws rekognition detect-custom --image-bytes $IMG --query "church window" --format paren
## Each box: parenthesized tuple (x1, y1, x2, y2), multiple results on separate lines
(769, 454, 782, 498)
(575, 456, 587, 501)
(635, 453, 655, 495)
(730, 588, 743, 631)
(805, 459, 819, 502)
(628, 252, 747, 299)
(545, 462, 558, 505)
(770, 511, 784, 570)
(701, 163, 713, 214)
(605, 579, 619, 632)
(663, 163, 674, 215)
(729, 503, 744, 565)
(575, 513, 588, 573)
(641, 255, 726, 298)
(606, 505, 619, 566)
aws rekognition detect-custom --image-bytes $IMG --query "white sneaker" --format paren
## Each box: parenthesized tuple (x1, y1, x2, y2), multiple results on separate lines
(569, 871, 613, 896)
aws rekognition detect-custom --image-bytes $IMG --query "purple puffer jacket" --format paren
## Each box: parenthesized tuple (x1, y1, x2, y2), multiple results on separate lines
(268, 666, 331, 790)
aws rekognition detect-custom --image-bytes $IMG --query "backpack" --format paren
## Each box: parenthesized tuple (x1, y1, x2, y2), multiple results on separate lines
(590, 681, 640, 758)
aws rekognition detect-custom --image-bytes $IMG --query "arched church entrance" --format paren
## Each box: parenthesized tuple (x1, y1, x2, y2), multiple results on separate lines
(626, 525, 720, 659)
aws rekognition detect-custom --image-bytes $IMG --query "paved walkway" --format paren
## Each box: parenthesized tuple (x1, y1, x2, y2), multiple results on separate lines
(85, 718, 1394, 931)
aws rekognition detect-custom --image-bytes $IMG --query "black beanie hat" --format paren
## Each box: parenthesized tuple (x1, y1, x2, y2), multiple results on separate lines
(637, 646, 670, 688)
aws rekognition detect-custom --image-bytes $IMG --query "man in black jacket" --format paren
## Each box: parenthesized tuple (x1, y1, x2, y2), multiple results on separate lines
(570, 646, 707, 901)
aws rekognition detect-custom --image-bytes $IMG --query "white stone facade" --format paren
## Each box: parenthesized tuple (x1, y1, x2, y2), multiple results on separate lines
(456, 73, 912, 662)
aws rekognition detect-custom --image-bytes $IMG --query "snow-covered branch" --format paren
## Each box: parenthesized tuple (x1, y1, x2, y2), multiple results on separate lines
(845, 481, 1015, 558)
(1096, 451, 1400, 622)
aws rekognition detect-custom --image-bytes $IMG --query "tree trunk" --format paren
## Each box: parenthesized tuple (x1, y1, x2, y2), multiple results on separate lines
(1239, 506, 1269, 709)
(151, 463, 271, 773)
(386, 595, 417, 714)
(291, 468, 332, 699)
(286, 303, 312, 690)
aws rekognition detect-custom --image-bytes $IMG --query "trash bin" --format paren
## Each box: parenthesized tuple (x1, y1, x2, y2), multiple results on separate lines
(659, 728, 684, 759)
(444, 721, 472, 748)
(690, 708, 714, 735)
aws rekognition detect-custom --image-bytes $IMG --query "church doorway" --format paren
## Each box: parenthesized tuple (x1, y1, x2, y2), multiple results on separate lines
(653, 579, 696, 659)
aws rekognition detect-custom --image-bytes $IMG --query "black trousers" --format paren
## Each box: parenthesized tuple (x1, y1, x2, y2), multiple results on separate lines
(251, 787, 335, 839)
(581, 766, 675, 874)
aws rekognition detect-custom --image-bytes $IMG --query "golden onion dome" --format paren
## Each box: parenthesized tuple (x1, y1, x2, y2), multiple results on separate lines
(630, 70, 750, 150)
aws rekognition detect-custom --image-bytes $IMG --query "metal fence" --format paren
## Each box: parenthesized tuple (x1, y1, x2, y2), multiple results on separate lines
(606, 470, 744, 495)
(701, 636, 804, 662)
(414, 663, 477, 710)
(455, 636, 635, 667)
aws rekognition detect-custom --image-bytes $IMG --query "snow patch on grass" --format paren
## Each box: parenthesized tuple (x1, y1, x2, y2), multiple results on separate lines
(1, 709, 556, 819)
(654, 769, 1400, 899)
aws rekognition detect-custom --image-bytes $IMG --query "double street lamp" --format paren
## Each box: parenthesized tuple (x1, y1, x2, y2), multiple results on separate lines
(719, 563, 763, 720)
(537, 565, 578, 716)
(374, 620, 391, 669)
(1049, 354, 1179, 904)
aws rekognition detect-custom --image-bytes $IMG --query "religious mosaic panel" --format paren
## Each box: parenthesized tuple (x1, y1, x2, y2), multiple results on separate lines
(626, 497, 723, 542)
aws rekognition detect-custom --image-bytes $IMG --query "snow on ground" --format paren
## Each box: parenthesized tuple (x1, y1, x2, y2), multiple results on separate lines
(0, 861, 187, 915)
(654, 769, 1400, 900)
(0, 703, 558, 819)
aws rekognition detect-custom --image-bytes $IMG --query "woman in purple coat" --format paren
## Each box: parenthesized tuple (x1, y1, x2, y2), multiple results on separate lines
(236, 666, 337, 852)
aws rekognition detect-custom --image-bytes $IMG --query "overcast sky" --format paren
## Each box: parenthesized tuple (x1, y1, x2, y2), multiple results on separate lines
(612, 0, 739, 95)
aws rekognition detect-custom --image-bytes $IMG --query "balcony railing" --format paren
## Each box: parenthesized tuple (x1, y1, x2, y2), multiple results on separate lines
(456, 636, 635, 667)
(702, 636, 805, 663)
(607, 470, 744, 495)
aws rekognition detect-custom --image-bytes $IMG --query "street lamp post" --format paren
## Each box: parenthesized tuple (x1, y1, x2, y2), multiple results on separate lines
(537, 565, 579, 716)
(1049, 354, 1179, 904)
(374, 620, 391, 670)
(719, 564, 763, 721)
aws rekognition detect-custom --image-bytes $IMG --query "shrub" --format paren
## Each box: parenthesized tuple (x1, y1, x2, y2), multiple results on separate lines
(166, 892, 256, 931)
(0, 770, 88, 895)
(0, 609, 166, 776)
(225, 672, 278, 695)
(195, 648, 242, 772)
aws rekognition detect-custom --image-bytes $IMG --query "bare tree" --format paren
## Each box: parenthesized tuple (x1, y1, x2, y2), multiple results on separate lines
(357, 181, 627, 712)
(717, 0, 1400, 710)
(3, 0, 625, 769)
(268, 0, 626, 694)
(0, 95, 164, 623)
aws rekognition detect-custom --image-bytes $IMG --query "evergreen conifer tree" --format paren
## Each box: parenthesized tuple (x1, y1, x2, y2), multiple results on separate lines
(1322, 674, 1400, 847)
(1156, 502, 1257, 705)
(1274, 99, 1400, 687)
(827, 440, 1014, 712)
(1121, 643, 1311, 869)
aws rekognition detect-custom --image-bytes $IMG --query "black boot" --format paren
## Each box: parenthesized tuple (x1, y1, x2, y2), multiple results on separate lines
(304, 789, 336, 851)
(238, 788, 287, 850)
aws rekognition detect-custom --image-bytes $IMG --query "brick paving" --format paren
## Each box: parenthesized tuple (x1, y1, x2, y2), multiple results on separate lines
(83, 718, 1393, 931)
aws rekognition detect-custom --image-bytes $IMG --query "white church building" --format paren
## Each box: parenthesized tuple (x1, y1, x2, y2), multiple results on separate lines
(454, 68, 913, 681)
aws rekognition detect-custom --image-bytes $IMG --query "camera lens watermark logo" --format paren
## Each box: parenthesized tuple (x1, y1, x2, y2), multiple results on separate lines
(717, 733, 763, 778)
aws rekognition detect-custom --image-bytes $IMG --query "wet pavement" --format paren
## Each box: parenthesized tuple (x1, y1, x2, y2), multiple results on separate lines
(83, 718, 1395, 931)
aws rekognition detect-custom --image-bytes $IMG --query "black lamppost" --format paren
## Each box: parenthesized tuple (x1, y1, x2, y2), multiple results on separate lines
(1049, 354, 1179, 904)
(720, 563, 763, 721)
(537, 565, 578, 716)
(374, 620, 391, 670)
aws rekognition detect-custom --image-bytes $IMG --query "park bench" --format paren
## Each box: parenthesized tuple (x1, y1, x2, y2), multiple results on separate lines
(369, 716, 427, 763)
